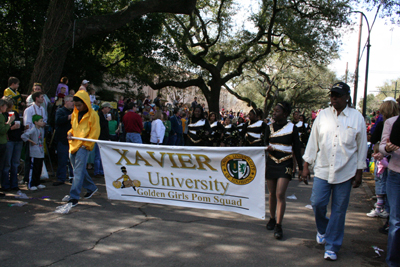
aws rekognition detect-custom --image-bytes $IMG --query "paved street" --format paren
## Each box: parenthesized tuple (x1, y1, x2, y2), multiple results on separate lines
(0, 173, 388, 266)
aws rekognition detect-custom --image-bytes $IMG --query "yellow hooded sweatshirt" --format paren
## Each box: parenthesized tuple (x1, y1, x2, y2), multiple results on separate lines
(68, 90, 100, 154)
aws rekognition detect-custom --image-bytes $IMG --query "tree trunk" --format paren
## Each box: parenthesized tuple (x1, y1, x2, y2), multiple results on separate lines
(29, 0, 197, 95)
(28, 0, 74, 94)
(203, 85, 221, 114)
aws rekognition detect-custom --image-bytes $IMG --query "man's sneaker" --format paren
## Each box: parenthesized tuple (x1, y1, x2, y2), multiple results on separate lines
(29, 186, 38, 191)
(62, 195, 71, 202)
(274, 224, 283, 240)
(84, 188, 98, 199)
(266, 218, 276, 230)
(316, 232, 326, 245)
(68, 199, 79, 207)
(37, 184, 46, 189)
(324, 250, 337, 261)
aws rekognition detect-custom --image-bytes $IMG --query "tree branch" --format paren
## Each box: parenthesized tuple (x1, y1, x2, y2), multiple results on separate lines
(223, 84, 257, 109)
(75, 0, 197, 42)
(148, 77, 206, 90)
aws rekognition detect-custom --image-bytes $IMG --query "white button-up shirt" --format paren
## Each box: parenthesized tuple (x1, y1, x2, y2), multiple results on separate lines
(23, 103, 47, 130)
(303, 106, 367, 184)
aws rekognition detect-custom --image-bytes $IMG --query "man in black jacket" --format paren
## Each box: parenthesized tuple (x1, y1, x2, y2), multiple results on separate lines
(94, 102, 111, 177)
(169, 108, 182, 146)
(53, 95, 74, 186)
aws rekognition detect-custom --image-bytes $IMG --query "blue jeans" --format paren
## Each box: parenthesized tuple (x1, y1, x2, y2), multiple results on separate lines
(69, 147, 97, 200)
(169, 133, 182, 146)
(163, 136, 170, 145)
(126, 132, 142, 143)
(93, 143, 103, 175)
(386, 170, 400, 267)
(1, 141, 23, 189)
(374, 168, 387, 195)
(56, 142, 73, 182)
(311, 177, 352, 253)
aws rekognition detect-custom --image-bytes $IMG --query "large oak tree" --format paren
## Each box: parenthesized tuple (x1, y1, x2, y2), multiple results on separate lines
(141, 0, 353, 113)
(28, 0, 196, 94)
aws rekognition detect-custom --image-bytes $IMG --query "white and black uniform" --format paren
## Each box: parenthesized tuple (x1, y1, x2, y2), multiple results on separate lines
(243, 120, 267, 146)
(295, 121, 309, 147)
(208, 120, 224, 146)
(265, 122, 303, 180)
(222, 123, 237, 146)
(186, 118, 210, 146)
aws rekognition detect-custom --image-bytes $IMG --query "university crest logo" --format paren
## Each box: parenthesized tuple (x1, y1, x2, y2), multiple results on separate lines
(221, 154, 256, 185)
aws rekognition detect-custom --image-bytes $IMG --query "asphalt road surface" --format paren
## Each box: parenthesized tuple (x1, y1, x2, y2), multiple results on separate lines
(0, 174, 388, 266)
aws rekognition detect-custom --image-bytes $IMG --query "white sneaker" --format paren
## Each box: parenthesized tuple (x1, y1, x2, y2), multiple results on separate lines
(62, 195, 71, 202)
(324, 250, 337, 261)
(37, 184, 46, 189)
(29, 186, 38, 191)
(367, 208, 388, 218)
(316, 232, 326, 245)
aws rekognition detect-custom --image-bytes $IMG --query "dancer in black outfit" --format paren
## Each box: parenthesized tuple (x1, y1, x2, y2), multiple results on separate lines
(243, 108, 266, 146)
(208, 112, 224, 146)
(186, 105, 210, 146)
(221, 116, 237, 147)
(236, 117, 246, 146)
(265, 102, 303, 240)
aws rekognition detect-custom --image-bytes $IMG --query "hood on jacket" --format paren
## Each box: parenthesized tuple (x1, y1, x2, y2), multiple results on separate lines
(74, 90, 92, 114)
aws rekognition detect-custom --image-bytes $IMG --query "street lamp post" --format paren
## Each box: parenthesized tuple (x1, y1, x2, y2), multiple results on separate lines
(353, 11, 371, 118)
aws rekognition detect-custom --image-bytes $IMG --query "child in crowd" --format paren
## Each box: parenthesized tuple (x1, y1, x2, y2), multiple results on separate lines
(69, 89, 75, 96)
(89, 89, 96, 105)
(118, 96, 124, 112)
(92, 100, 100, 111)
(367, 144, 389, 218)
(55, 87, 67, 106)
(3, 77, 23, 112)
(21, 114, 46, 191)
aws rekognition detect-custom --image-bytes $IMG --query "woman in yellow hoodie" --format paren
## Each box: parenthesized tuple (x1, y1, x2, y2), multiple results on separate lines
(66, 90, 100, 207)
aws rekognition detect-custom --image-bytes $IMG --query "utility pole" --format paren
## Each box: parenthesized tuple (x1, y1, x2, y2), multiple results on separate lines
(395, 81, 398, 99)
(345, 62, 348, 83)
(353, 14, 363, 107)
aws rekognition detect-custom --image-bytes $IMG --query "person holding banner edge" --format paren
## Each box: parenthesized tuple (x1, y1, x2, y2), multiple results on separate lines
(264, 101, 303, 240)
(66, 90, 100, 207)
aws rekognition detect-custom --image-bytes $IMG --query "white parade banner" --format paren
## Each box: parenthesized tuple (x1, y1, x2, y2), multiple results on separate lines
(73, 138, 266, 219)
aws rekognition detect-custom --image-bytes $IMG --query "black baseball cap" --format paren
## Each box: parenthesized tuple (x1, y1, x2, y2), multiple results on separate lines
(330, 82, 351, 95)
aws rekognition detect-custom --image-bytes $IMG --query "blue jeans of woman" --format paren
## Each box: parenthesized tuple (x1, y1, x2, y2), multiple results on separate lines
(69, 147, 97, 200)
(311, 177, 352, 253)
(386, 169, 400, 267)
(1, 141, 23, 189)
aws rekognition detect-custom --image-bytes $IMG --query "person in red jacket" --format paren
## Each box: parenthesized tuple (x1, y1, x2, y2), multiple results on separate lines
(122, 102, 143, 143)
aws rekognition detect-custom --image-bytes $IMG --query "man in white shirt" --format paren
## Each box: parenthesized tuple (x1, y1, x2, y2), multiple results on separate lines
(23, 91, 48, 184)
(79, 79, 89, 91)
(301, 82, 367, 261)
(26, 83, 51, 117)
(23, 92, 48, 130)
